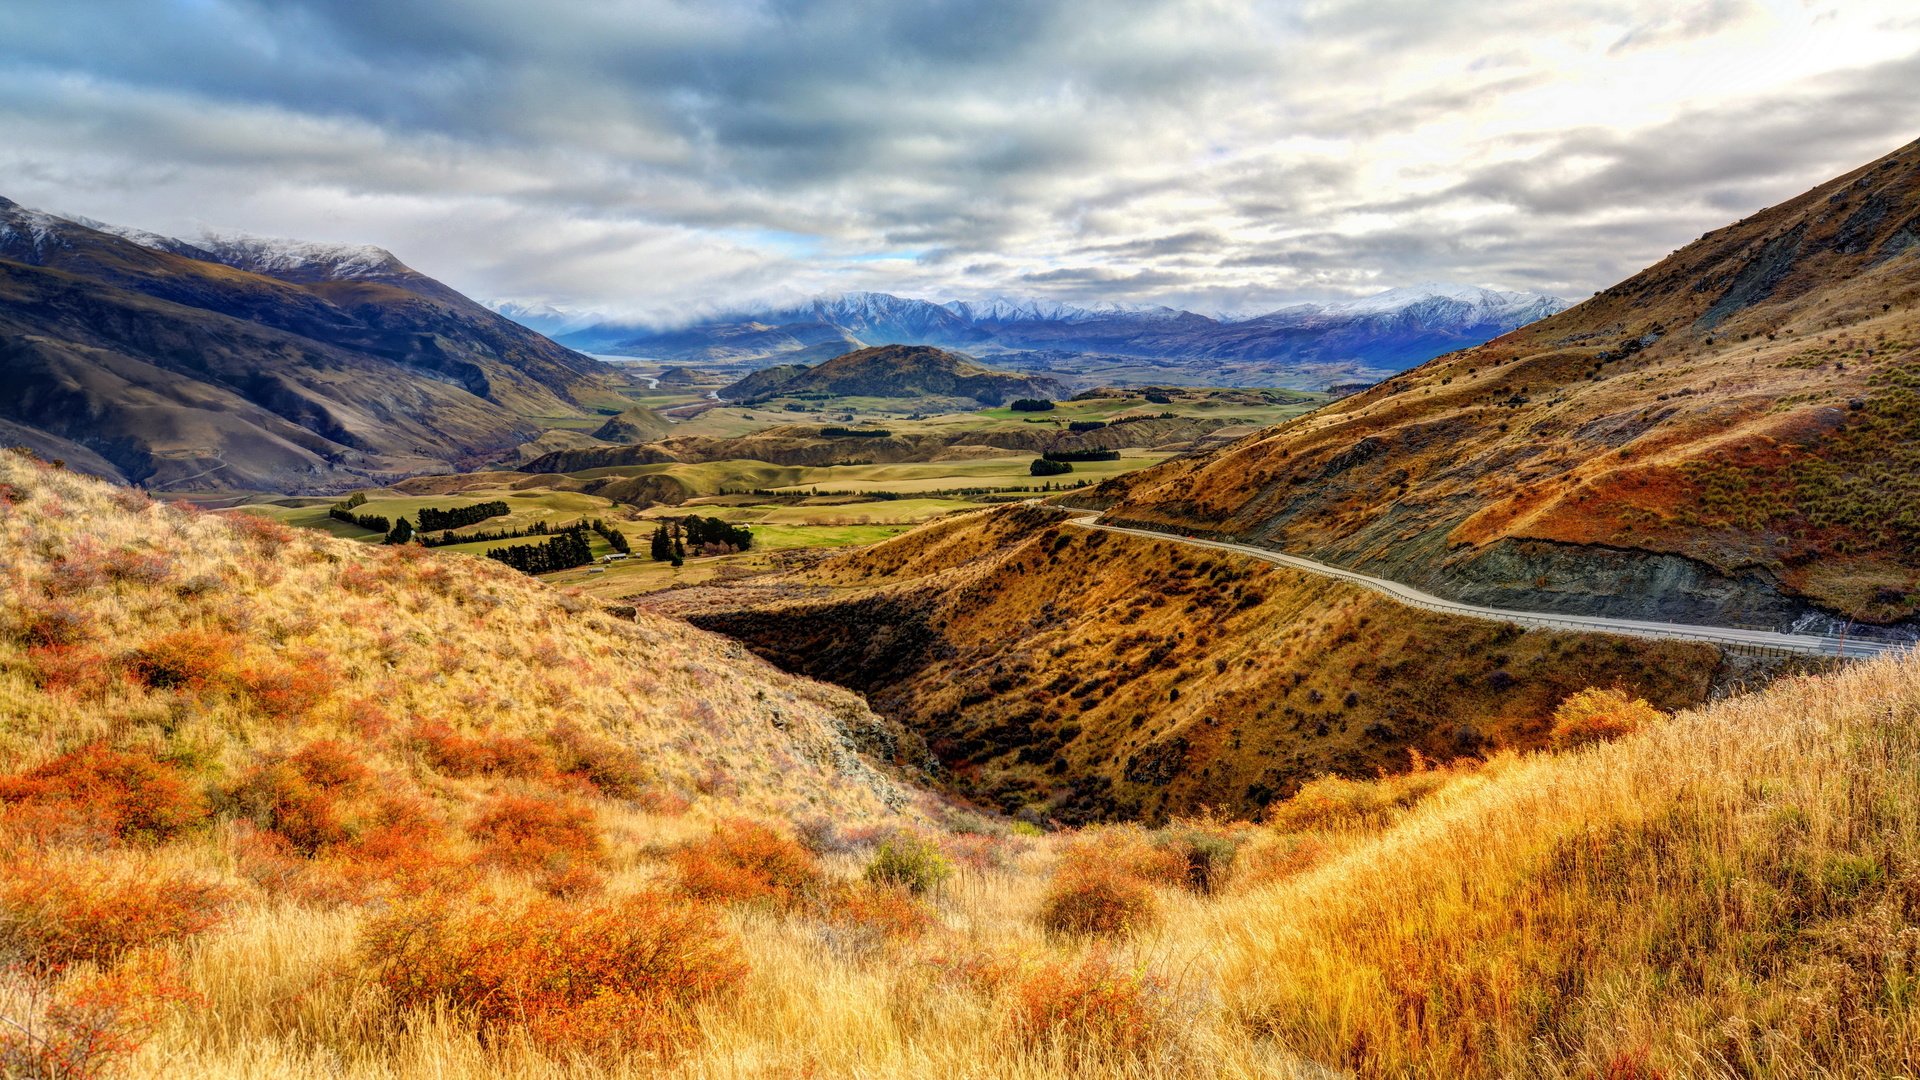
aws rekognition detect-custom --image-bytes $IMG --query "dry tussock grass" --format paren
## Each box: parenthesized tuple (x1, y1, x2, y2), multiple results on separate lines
(4, 451, 1919, 1078)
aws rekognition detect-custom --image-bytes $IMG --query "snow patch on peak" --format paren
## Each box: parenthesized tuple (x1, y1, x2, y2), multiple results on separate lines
(193, 232, 405, 280)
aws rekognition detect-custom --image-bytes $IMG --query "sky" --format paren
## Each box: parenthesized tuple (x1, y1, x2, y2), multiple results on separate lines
(3, 0, 1918, 324)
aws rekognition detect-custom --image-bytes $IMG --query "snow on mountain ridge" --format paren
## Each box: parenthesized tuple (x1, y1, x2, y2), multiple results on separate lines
(194, 232, 403, 279)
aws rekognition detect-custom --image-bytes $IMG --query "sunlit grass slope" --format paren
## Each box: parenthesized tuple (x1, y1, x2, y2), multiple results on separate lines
(3, 450, 1918, 1079)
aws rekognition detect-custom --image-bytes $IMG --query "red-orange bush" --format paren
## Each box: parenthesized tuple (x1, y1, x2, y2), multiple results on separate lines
(25, 644, 117, 699)
(408, 720, 553, 780)
(237, 658, 335, 722)
(1057, 827, 1189, 889)
(0, 860, 231, 971)
(671, 818, 820, 907)
(225, 511, 295, 548)
(1036, 868, 1159, 938)
(0, 744, 208, 846)
(16, 600, 89, 647)
(0, 950, 200, 1080)
(358, 891, 744, 1059)
(231, 741, 376, 855)
(1550, 687, 1666, 750)
(125, 629, 238, 692)
(1602, 1046, 1670, 1080)
(547, 720, 649, 798)
(827, 882, 935, 941)
(468, 793, 602, 873)
(1009, 950, 1177, 1058)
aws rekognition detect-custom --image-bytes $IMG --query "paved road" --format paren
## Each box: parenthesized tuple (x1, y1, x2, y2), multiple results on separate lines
(1063, 512, 1906, 661)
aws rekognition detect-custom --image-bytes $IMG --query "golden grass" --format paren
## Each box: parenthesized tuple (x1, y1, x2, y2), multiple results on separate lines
(4, 452, 1920, 1078)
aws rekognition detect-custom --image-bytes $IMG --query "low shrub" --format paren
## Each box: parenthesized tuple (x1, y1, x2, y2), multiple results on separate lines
(1057, 827, 1188, 890)
(826, 882, 935, 941)
(0, 744, 208, 846)
(1036, 869, 1159, 938)
(236, 658, 336, 722)
(408, 720, 553, 780)
(1008, 950, 1177, 1059)
(468, 792, 602, 873)
(672, 818, 820, 907)
(358, 891, 744, 1059)
(1550, 687, 1666, 750)
(0, 859, 231, 970)
(24, 644, 116, 699)
(125, 629, 238, 692)
(864, 833, 954, 895)
(547, 720, 649, 798)
(0, 949, 200, 1080)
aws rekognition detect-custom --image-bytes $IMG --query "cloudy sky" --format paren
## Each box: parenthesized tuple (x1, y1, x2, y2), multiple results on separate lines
(4, 0, 1918, 323)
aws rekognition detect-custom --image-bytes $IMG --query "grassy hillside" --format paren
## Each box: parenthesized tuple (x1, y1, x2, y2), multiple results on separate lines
(649, 504, 1730, 822)
(1093, 138, 1920, 631)
(4, 451, 1919, 1078)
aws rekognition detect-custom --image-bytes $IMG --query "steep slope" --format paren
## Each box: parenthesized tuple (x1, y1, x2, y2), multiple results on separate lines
(717, 344, 1067, 406)
(645, 504, 1724, 823)
(0, 200, 614, 491)
(1093, 138, 1920, 632)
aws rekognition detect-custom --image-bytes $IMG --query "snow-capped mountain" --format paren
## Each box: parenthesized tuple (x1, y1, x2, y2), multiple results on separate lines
(553, 284, 1569, 388)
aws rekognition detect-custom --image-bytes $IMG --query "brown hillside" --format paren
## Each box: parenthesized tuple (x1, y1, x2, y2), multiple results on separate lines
(0, 200, 614, 491)
(1093, 138, 1920, 630)
(645, 504, 1727, 823)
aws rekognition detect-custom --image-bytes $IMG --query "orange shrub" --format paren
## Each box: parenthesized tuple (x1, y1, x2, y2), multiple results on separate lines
(1550, 687, 1666, 750)
(232, 761, 352, 854)
(468, 793, 602, 873)
(548, 720, 649, 798)
(1058, 827, 1188, 889)
(1603, 1046, 1670, 1080)
(15, 600, 90, 647)
(0, 949, 199, 1080)
(1009, 950, 1176, 1058)
(0, 860, 231, 971)
(672, 818, 820, 907)
(827, 882, 935, 941)
(408, 720, 553, 780)
(0, 744, 208, 846)
(237, 658, 336, 722)
(25, 644, 117, 699)
(224, 511, 295, 548)
(359, 891, 744, 1059)
(125, 629, 238, 692)
(1036, 868, 1159, 938)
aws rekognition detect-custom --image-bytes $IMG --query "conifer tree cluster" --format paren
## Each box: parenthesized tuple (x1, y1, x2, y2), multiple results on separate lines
(416, 501, 509, 532)
(647, 516, 751, 565)
(485, 526, 593, 574)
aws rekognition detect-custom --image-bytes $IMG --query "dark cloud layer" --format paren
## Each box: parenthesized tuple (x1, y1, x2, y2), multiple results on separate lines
(1, 0, 1916, 321)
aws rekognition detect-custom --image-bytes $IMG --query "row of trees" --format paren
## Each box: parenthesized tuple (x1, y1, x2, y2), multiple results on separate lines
(1030, 458, 1074, 476)
(417, 501, 508, 532)
(1043, 449, 1121, 462)
(486, 527, 595, 575)
(820, 426, 893, 438)
(588, 518, 630, 555)
(1010, 398, 1055, 412)
(421, 518, 569, 548)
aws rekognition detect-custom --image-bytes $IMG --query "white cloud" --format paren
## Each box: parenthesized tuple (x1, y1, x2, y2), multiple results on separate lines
(0, 0, 1915, 322)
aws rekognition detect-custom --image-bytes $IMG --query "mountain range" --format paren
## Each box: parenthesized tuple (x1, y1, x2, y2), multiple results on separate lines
(0, 199, 613, 491)
(544, 284, 1570, 390)
(1089, 137, 1920, 635)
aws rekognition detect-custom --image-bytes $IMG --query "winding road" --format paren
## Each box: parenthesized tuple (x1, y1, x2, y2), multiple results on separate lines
(1062, 511, 1907, 661)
